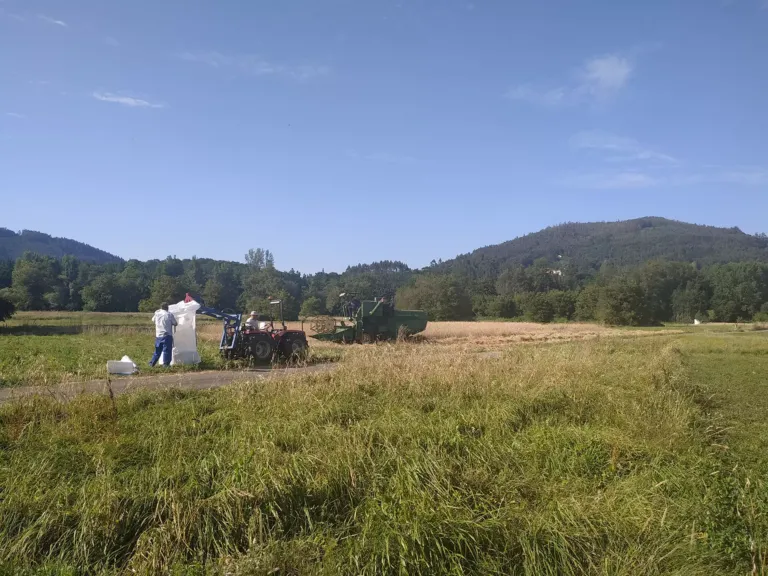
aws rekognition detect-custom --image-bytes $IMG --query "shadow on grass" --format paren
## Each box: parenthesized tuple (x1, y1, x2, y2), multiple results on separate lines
(0, 324, 154, 336)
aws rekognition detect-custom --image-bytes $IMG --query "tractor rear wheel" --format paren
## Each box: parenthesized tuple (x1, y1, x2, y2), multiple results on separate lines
(282, 338, 308, 361)
(247, 334, 274, 363)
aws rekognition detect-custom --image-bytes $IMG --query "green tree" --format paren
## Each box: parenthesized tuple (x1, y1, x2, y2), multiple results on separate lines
(596, 276, 653, 326)
(202, 263, 242, 310)
(754, 302, 768, 322)
(496, 266, 532, 295)
(671, 279, 710, 323)
(0, 293, 15, 321)
(324, 280, 343, 315)
(138, 275, 186, 312)
(546, 290, 576, 320)
(574, 285, 599, 320)
(81, 274, 121, 312)
(635, 261, 698, 323)
(8, 252, 60, 310)
(245, 248, 274, 270)
(0, 260, 14, 289)
(243, 289, 299, 321)
(484, 295, 517, 318)
(396, 275, 473, 321)
(58, 255, 83, 310)
(516, 292, 555, 323)
(157, 256, 185, 277)
(299, 296, 323, 318)
(706, 263, 768, 322)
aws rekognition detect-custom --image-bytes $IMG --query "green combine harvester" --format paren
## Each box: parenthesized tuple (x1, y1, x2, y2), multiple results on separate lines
(309, 294, 428, 343)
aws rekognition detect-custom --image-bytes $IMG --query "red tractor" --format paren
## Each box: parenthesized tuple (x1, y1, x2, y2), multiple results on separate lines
(185, 294, 308, 364)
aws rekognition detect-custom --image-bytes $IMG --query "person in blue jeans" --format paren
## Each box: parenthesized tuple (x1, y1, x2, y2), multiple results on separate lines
(149, 302, 178, 367)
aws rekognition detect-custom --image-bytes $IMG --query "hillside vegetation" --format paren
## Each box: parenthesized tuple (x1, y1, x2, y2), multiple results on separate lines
(3, 219, 768, 327)
(437, 217, 768, 276)
(0, 228, 121, 264)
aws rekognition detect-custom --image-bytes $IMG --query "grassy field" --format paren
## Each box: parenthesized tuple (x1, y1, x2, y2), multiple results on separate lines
(2, 312, 679, 388)
(0, 313, 224, 387)
(0, 311, 766, 573)
(0, 313, 340, 388)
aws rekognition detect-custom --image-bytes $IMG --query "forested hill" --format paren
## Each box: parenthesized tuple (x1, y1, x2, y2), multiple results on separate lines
(437, 217, 768, 276)
(0, 229, 122, 264)
(5, 219, 768, 325)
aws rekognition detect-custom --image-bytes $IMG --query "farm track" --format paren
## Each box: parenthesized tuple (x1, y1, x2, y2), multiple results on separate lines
(0, 363, 336, 404)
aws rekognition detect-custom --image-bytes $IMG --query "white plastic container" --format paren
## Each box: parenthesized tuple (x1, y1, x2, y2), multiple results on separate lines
(107, 355, 138, 375)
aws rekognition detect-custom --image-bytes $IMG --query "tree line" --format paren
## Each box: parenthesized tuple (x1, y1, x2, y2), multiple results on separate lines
(2, 249, 768, 326)
(0, 250, 412, 322)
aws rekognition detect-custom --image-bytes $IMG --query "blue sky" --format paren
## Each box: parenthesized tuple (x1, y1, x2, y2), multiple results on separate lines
(1, 0, 767, 273)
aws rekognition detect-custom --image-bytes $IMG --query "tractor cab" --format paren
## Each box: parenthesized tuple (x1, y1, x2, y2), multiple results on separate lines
(268, 299, 288, 332)
(266, 298, 308, 358)
(339, 293, 362, 319)
(242, 314, 270, 333)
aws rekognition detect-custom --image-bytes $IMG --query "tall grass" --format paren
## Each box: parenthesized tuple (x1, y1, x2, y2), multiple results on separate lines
(0, 336, 748, 574)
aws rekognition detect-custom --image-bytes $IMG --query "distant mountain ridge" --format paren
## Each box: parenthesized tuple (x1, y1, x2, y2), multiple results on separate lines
(0, 228, 122, 264)
(3, 217, 767, 273)
(437, 217, 768, 274)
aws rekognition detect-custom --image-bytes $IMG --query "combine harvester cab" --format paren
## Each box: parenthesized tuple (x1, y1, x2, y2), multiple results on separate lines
(311, 295, 427, 343)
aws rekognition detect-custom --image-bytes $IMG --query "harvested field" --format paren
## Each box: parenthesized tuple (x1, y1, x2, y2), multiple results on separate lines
(420, 320, 675, 347)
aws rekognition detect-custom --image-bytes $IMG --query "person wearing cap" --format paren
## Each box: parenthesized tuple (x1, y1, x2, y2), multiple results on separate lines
(149, 302, 177, 367)
(244, 311, 260, 329)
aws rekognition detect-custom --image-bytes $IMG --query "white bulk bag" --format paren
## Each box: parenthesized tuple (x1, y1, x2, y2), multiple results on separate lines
(159, 299, 201, 366)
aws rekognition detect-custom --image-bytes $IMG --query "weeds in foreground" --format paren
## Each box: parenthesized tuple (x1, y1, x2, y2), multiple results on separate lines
(0, 336, 757, 574)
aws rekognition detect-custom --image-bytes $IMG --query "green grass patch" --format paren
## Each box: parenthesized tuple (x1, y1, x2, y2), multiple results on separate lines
(678, 332, 768, 570)
(0, 331, 226, 387)
(2, 335, 761, 574)
(0, 313, 335, 387)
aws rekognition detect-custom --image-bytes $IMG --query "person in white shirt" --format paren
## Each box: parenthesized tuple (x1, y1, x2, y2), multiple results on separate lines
(149, 302, 178, 367)
(244, 311, 259, 329)
(244, 311, 271, 331)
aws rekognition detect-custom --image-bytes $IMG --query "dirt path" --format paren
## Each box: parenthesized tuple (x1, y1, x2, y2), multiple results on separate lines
(0, 364, 335, 404)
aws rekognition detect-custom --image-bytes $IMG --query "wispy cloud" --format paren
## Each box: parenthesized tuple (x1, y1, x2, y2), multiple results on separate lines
(722, 168, 768, 185)
(179, 51, 330, 81)
(561, 166, 768, 190)
(561, 171, 658, 190)
(689, 167, 768, 186)
(570, 131, 678, 163)
(38, 14, 68, 27)
(579, 55, 632, 98)
(506, 53, 633, 107)
(506, 85, 568, 106)
(5, 112, 26, 119)
(563, 130, 767, 190)
(346, 150, 418, 165)
(92, 92, 165, 109)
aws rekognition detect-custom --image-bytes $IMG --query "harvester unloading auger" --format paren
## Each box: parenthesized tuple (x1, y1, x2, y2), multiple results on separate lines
(309, 294, 427, 343)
